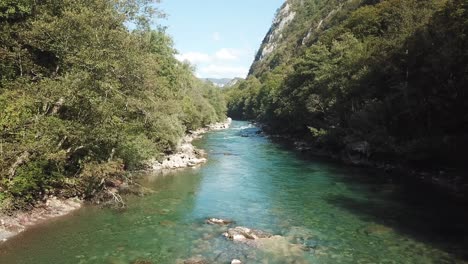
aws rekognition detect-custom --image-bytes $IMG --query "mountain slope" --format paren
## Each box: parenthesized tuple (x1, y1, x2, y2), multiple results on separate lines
(203, 78, 233, 87)
(226, 0, 468, 169)
(203, 78, 244, 88)
(250, 0, 367, 77)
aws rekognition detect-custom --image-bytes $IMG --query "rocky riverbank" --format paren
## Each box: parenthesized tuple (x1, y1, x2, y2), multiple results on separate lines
(0, 118, 232, 245)
(149, 118, 232, 171)
(0, 196, 82, 243)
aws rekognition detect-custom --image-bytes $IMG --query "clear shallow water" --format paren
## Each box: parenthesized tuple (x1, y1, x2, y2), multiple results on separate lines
(1, 121, 467, 264)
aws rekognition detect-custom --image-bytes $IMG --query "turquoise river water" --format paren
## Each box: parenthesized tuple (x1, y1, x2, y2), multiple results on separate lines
(0, 121, 467, 263)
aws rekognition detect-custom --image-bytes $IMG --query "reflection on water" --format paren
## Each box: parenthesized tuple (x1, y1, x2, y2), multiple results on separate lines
(0, 121, 467, 263)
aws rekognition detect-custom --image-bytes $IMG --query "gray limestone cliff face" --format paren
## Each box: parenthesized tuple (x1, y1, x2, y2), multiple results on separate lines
(248, 1, 296, 75)
(248, 0, 356, 77)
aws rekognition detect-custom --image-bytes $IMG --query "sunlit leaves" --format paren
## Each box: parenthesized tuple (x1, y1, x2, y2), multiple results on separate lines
(0, 0, 227, 209)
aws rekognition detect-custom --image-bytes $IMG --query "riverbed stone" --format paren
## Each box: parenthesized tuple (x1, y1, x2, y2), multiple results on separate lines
(205, 218, 233, 225)
(362, 224, 393, 235)
(293, 236, 319, 251)
(132, 259, 153, 264)
(183, 255, 208, 264)
(158, 209, 171, 215)
(159, 220, 175, 227)
(223, 226, 272, 242)
(256, 235, 305, 257)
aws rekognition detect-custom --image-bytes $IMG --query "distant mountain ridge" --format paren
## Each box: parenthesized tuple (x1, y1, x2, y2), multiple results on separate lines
(203, 78, 243, 88)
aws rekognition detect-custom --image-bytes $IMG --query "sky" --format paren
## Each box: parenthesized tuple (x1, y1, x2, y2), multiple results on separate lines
(158, 0, 285, 79)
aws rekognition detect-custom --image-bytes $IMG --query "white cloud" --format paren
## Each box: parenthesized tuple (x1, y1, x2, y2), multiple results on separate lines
(212, 32, 221, 41)
(176, 48, 243, 64)
(175, 52, 211, 64)
(199, 65, 248, 79)
(215, 48, 239, 61)
(175, 48, 250, 78)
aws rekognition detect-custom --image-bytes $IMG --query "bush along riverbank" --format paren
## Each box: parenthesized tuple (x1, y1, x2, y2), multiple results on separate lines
(0, 118, 232, 243)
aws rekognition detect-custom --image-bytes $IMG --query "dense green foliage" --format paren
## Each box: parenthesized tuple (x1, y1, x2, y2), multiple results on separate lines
(226, 0, 467, 168)
(0, 0, 226, 209)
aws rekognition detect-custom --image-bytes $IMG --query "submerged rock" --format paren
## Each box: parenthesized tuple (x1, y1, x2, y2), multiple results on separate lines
(256, 235, 305, 257)
(158, 209, 171, 215)
(231, 259, 242, 264)
(132, 259, 153, 264)
(223, 226, 272, 242)
(221, 225, 316, 259)
(361, 224, 393, 235)
(159, 220, 175, 227)
(205, 218, 233, 226)
(294, 237, 319, 252)
(182, 255, 208, 264)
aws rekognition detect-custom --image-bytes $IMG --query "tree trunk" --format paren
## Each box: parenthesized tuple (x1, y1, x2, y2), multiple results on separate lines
(8, 151, 30, 179)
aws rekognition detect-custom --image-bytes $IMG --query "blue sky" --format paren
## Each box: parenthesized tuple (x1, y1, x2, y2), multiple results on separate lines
(158, 0, 285, 79)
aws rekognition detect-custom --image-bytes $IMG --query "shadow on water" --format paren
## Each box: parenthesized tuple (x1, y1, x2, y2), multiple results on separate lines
(324, 169, 468, 260)
(247, 124, 468, 261)
(230, 122, 468, 260)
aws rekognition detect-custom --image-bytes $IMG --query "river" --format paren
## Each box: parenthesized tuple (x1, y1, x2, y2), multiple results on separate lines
(0, 121, 467, 263)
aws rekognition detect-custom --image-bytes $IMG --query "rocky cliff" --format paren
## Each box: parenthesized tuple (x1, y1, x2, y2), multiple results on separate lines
(249, 0, 363, 77)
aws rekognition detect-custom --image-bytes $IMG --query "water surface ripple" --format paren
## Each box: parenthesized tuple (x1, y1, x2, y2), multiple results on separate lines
(1, 121, 467, 263)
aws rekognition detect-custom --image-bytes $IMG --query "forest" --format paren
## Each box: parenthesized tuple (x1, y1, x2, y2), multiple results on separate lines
(226, 0, 467, 170)
(0, 0, 226, 210)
